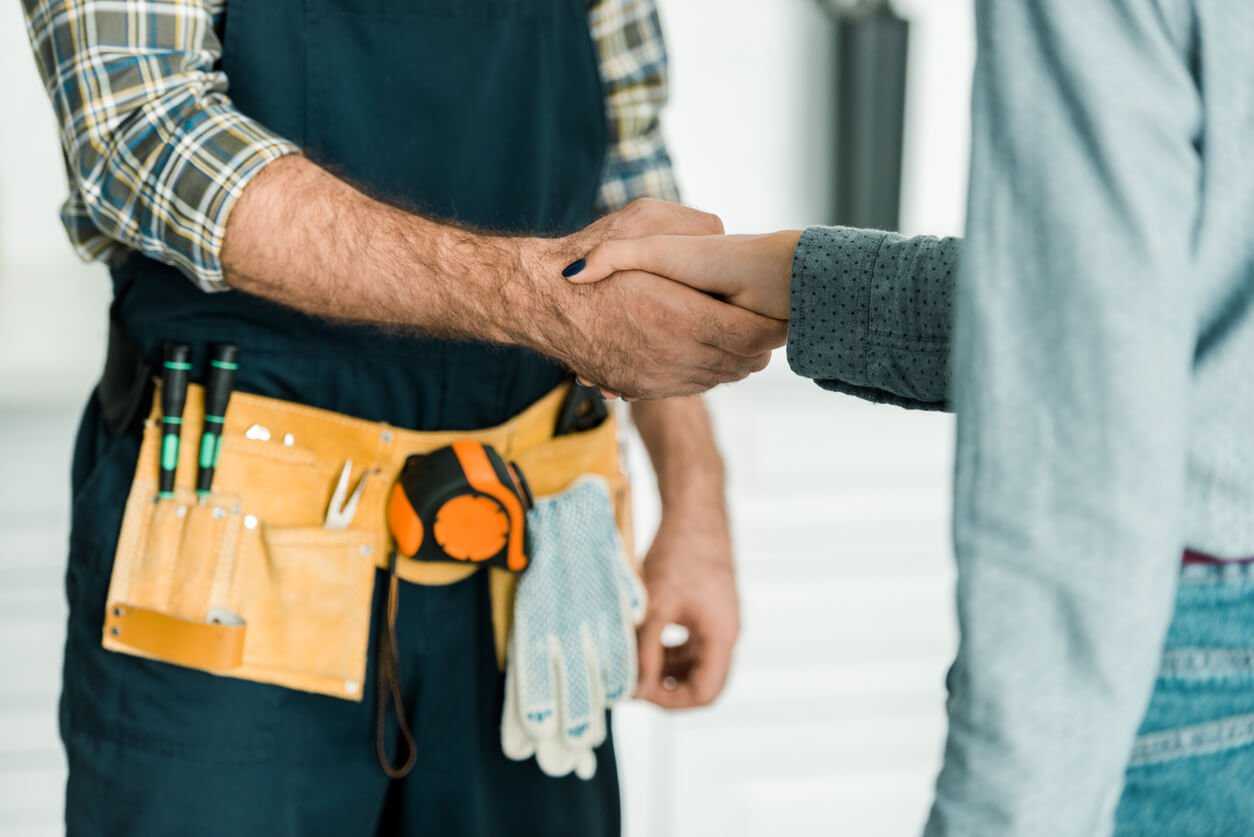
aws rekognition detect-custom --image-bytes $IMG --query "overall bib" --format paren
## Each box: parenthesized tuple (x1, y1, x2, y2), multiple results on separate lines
(61, 0, 620, 834)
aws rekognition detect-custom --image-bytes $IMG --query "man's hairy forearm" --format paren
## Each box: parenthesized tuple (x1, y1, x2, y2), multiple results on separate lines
(220, 159, 783, 398)
(221, 155, 556, 346)
(632, 397, 727, 518)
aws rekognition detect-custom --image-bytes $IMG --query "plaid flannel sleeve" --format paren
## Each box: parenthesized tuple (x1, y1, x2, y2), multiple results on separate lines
(21, 0, 300, 292)
(589, 0, 681, 211)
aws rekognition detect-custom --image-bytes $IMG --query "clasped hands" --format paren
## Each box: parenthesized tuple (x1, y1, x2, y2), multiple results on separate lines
(525, 199, 798, 400)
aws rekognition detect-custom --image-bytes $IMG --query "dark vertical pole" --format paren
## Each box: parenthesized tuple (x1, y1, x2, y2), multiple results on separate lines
(834, 3, 910, 231)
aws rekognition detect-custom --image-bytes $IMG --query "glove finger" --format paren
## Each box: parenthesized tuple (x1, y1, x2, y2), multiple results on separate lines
(501, 635, 537, 762)
(598, 604, 637, 707)
(574, 747, 598, 781)
(579, 627, 609, 749)
(535, 737, 578, 778)
(556, 630, 596, 750)
(518, 634, 560, 740)
(610, 537, 647, 624)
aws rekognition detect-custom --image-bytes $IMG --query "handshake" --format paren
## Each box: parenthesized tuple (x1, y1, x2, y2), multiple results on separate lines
(515, 199, 800, 400)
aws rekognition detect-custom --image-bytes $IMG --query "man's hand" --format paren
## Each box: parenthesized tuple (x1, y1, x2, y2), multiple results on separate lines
(630, 397, 739, 710)
(223, 158, 784, 400)
(568, 230, 803, 321)
(635, 509, 739, 708)
(517, 201, 788, 400)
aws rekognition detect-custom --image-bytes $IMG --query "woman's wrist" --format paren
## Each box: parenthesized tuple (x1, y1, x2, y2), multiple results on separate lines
(745, 230, 802, 321)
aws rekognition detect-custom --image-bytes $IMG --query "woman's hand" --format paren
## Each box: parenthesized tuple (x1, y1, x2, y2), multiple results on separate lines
(565, 231, 802, 321)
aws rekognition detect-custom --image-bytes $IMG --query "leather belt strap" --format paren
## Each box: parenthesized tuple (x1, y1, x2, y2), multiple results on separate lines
(1183, 550, 1254, 565)
(376, 554, 418, 779)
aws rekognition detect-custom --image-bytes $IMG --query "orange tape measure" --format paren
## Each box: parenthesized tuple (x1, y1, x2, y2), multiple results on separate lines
(387, 441, 534, 573)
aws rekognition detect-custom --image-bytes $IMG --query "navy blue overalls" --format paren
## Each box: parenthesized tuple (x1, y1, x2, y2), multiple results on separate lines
(62, 1, 620, 833)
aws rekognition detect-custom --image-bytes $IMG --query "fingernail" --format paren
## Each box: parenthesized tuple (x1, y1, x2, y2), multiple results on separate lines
(562, 258, 587, 279)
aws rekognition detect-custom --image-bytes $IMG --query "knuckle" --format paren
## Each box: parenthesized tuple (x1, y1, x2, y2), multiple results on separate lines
(746, 325, 781, 354)
(705, 370, 730, 389)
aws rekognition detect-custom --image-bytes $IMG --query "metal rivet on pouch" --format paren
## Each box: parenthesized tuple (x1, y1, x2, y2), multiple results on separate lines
(283, 433, 296, 447)
(380, 430, 393, 444)
(212, 506, 225, 519)
(110, 627, 120, 637)
(244, 424, 272, 441)
(207, 608, 245, 626)
(112, 606, 124, 618)
(244, 515, 258, 530)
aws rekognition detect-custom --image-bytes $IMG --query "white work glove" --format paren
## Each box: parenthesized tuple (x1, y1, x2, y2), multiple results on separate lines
(501, 476, 646, 780)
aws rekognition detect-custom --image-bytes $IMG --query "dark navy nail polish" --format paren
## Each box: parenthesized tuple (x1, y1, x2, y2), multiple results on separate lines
(562, 258, 587, 278)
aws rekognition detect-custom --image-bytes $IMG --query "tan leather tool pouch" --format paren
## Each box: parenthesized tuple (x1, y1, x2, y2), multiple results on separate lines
(103, 388, 381, 701)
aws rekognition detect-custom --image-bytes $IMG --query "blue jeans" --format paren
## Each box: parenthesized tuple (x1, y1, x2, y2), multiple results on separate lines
(1115, 563, 1254, 835)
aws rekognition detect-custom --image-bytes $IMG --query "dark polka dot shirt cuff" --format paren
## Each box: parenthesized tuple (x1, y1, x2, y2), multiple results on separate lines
(786, 225, 959, 411)
(788, 225, 886, 388)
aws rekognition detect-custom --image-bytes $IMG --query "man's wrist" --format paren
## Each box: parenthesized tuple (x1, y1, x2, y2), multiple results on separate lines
(649, 428, 729, 533)
(657, 460, 726, 514)
(482, 235, 581, 358)
(401, 224, 572, 354)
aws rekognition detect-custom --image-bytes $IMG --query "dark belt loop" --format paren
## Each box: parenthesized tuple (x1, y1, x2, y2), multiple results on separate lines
(96, 317, 153, 436)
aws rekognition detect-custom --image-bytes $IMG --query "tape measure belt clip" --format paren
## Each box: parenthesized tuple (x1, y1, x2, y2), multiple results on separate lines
(387, 442, 534, 573)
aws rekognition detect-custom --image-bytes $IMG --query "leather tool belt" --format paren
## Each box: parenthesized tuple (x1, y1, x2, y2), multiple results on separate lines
(100, 382, 632, 701)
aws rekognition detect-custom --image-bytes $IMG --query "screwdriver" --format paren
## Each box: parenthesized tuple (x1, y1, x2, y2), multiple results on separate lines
(196, 344, 238, 500)
(158, 344, 192, 500)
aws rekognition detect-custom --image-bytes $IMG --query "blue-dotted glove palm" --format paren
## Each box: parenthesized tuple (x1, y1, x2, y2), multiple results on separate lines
(501, 475, 646, 779)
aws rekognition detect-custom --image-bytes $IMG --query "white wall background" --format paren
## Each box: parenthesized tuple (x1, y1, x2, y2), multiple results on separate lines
(0, 13, 110, 405)
(0, 1, 975, 834)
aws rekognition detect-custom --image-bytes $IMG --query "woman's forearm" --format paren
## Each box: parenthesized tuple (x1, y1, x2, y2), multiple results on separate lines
(568, 219, 960, 409)
(787, 226, 961, 411)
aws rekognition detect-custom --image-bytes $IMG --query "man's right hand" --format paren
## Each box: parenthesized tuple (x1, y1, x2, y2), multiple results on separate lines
(513, 200, 787, 399)
(222, 157, 783, 399)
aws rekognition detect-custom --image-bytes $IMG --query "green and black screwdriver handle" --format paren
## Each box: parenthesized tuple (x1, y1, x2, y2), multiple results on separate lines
(157, 344, 192, 500)
(157, 343, 238, 502)
(197, 345, 239, 500)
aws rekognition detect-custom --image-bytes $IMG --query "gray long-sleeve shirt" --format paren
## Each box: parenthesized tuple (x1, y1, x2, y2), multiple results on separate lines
(788, 2, 1254, 834)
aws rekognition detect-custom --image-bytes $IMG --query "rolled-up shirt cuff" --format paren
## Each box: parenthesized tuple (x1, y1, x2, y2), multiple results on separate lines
(787, 225, 887, 385)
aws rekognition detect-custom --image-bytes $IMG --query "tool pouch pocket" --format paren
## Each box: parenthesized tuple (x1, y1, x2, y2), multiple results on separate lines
(103, 409, 380, 702)
(105, 490, 250, 675)
(235, 526, 377, 698)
